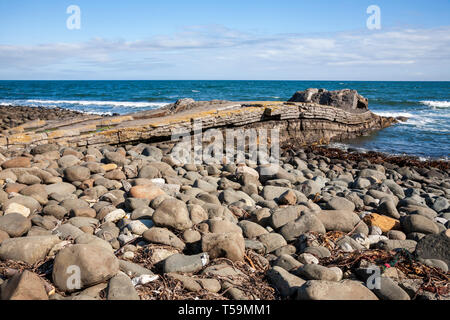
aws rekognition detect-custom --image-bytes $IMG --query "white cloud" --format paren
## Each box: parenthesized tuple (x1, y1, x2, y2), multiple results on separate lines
(0, 25, 449, 80)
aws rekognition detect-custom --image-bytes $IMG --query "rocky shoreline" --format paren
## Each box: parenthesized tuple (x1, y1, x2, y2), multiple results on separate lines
(0, 105, 85, 132)
(0, 90, 448, 301)
(0, 139, 448, 300)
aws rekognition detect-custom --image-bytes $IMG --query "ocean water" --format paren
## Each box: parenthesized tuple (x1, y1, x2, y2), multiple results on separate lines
(0, 80, 448, 159)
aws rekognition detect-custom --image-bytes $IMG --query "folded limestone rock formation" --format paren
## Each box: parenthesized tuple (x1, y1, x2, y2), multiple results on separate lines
(0, 89, 395, 149)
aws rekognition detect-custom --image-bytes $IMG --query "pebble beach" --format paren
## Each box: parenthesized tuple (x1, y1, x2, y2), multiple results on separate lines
(0, 103, 448, 300)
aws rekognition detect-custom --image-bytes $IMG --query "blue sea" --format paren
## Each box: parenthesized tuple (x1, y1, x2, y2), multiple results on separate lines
(0, 80, 448, 159)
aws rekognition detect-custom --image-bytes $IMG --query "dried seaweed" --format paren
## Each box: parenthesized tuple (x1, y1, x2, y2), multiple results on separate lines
(129, 246, 279, 300)
(297, 145, 449, 171)
(306, 231, 450, 299)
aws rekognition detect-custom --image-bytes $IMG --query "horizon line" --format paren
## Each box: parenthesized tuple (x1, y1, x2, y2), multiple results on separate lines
(1, 79, 449, 82)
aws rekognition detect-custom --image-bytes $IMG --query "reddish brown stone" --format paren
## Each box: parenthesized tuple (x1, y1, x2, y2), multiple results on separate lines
(1, 157, 31, 169)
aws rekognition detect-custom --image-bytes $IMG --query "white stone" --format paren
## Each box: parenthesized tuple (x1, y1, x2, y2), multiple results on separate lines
(435, 217, 448, 225)
(48, 241, 72, 257)
(298, 253, 319, 265)
(126, 220, 153, 235)
(236, 165, 259, 179)
(150, 178, 165, 185)
(118, 233, 138, 246)
(4, 202, 31, 217)
(329, 267, 343, 281)
(367, 235, 389, 245)
(340, 242, 354, 252)
(123, 251, 135, 260)
(132, 274, 159, 286)
(104, 209, 126, 223)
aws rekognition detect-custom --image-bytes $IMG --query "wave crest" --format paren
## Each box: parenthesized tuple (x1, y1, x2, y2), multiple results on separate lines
(420, 100, 450, 108)
(25, 99, 168, 108)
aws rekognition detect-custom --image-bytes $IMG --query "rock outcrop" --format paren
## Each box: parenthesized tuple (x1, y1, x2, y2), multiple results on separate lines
(0, 89, 396, 149)
(289, 88, 369, 112)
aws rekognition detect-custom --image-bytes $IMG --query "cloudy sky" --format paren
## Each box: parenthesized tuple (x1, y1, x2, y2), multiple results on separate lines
(0, 0, 449, 80)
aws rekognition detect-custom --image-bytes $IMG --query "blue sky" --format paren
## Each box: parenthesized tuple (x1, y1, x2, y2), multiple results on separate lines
(0, 0, 449, 80)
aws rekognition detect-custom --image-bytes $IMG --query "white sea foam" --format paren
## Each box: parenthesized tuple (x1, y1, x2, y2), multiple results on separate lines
(420, 100, 450, 108)
(25, 99, 168, 108)
(373, 111, 414, 118)
(373, 111, 440, 127)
